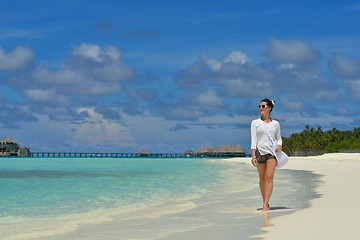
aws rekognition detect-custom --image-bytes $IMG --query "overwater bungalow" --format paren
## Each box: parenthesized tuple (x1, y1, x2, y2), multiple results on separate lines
(0, 137, 30, 157)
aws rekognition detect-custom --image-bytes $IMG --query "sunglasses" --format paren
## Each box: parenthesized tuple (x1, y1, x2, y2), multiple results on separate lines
(258, 104, 269, 109)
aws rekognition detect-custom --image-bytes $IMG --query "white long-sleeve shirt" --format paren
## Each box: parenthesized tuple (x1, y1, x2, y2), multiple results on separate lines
(251, 118, 282, 155)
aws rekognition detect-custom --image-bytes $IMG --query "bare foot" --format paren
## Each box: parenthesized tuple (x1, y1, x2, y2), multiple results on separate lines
(262, 204, 271, 212)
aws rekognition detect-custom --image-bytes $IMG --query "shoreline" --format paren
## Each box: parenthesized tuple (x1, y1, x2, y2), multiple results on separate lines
(255, 153, 360, 239)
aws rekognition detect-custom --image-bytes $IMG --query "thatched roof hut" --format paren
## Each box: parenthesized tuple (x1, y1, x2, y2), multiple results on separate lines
(197, 144, 246, 153)
(1, 137, 17, 143)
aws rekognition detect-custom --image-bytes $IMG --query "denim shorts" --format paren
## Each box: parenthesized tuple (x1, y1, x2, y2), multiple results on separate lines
(256, 150, 276, 164)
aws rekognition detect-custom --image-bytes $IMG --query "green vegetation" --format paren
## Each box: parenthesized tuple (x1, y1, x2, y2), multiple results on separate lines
(283, 125, 360, 154)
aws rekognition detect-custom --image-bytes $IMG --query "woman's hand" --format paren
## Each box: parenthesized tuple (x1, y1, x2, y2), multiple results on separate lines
(251, 157, 258, 167)
(275, 145, 282, 153)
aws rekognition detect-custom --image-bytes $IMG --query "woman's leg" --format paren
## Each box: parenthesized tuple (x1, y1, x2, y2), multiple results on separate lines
(262, 158, 277, 211)
(257, 163, 266, 204)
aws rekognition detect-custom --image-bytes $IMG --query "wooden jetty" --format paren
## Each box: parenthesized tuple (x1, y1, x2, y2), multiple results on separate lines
(29, 152, 246, 158)
(30, 152, 183, 158)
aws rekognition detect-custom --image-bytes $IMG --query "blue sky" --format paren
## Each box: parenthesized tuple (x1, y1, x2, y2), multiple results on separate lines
(1, 0, 360, 153)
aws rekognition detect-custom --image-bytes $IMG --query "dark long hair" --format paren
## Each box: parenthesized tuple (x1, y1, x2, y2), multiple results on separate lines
(261, 98, 275, 112)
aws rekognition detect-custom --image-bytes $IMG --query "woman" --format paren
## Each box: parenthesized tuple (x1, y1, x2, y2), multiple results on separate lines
(250, 98, 282, 211)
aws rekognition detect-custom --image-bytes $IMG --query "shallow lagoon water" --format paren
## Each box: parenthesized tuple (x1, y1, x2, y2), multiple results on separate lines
(0, 157, 321, 239)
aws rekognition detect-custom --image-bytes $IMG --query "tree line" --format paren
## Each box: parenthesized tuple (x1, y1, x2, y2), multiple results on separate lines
(282, 125, 360, 154)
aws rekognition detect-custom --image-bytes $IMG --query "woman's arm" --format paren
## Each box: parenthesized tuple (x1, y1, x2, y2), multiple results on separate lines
(250, 120, 258, 151)
(275, 121, 282, 152)
(250, 120, 258, 161)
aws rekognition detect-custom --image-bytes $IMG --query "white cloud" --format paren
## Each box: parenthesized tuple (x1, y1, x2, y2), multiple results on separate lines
(1, 39, 359, 152)
(202, 55, 222, 71)
(280, 63, 297, 70)
(32, 67, 83, 86)
(69, 43, 135, 82)
(222, 78, 273, 97)
(330, 54, 360, 78)
(32, 66, 123, 96)
(72, 43, 120, 62)
(0, 43, 140, 124)
(162, 105, 204, 121)
(175, 51, 272, 99)
(197, 90, 224, 107)
(17, 43, 135, 100)
(72, 107, 134, 149)
(224, 51, 249, 64)
(0, 46, 34, 70)
(171, 42, 340, 124)
(345, 79, 360, 101)
(265, 37, 322, 64)
(123, 112, 251, 152)
(329, 55, 360, 102)
(202, 51, 249, 72)
(275, 65, 335, 100)
(3, 111, 134, 152)
(25, 88, 71, 106)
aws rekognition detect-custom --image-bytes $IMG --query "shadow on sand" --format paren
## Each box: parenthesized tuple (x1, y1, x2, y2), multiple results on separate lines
(256, 206, 292, 211)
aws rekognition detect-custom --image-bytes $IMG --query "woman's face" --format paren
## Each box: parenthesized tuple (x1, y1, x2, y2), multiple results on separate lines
(258, 101, 271, 114)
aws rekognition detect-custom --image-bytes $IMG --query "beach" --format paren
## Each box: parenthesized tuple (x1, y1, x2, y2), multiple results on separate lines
(256, 153, 360, 240)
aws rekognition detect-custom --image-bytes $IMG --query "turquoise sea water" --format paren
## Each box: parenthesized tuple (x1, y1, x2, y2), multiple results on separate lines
(0, 157, 229, 219)
(0, 157, 244, 239)
(0, 157, 321, 240)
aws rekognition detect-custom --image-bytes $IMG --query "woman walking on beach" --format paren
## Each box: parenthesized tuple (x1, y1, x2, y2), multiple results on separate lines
(250, 98, 282, 211)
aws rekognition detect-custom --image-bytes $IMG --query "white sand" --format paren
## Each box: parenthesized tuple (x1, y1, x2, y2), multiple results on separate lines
(255, 153, 360, 240)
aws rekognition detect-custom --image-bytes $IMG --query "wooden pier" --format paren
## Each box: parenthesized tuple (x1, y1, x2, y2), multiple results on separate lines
(30, 152, 183, 158)
(29, 152, 246, 158)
